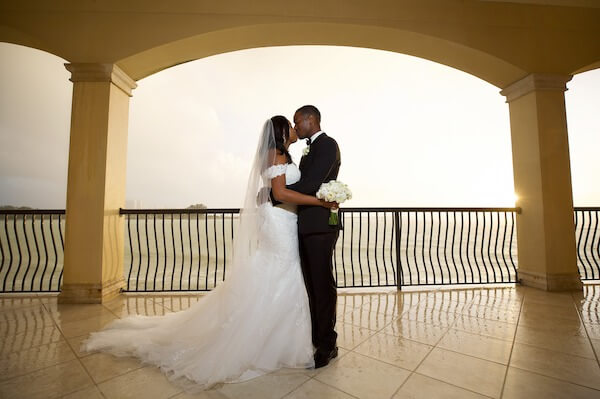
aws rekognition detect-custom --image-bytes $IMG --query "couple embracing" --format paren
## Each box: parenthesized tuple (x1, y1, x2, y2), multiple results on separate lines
(83, 105, 343, 389)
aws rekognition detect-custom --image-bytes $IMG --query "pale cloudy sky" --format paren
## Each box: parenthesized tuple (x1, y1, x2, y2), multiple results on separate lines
(1, 43, 598, 209)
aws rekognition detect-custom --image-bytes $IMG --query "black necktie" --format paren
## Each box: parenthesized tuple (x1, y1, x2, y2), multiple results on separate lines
(306, 138, 311, 145)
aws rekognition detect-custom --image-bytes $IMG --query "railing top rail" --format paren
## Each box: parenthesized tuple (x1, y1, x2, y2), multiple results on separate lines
(575, 207, 600, 211)
(0, 209, 65, 215)
(120, 207, 524, 214)
(119, 208, 241, 215)
(340, 207, 522, 213)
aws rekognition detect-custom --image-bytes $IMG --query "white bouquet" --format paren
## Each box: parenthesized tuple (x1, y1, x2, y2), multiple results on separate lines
(316, 180, 352, 225)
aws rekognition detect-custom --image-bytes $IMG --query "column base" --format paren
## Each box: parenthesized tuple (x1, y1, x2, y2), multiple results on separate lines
(518, 269, 582, 292)
(58, 278, 125, 304)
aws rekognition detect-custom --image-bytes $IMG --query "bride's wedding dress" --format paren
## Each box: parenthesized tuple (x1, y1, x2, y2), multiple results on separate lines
(82, 162, 314, 389)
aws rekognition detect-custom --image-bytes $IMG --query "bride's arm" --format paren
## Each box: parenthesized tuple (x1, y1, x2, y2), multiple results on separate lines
(270, 155, 335, 208)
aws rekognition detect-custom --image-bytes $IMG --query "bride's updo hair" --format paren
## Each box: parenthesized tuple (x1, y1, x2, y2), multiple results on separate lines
(270, 115, 292, 164)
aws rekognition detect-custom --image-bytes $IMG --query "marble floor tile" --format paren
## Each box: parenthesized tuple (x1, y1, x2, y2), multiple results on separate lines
(520, 302, 580, 321)
(45, 303, 116, 324)
(0, 297, 42, 311)
(80, 352, 145, 383)
(60, 385, 106, 399)
(0, 288, 596, 398)
(470, 295, 522, 312)
(215, 368, 311, 399)
(0, 340, 76, 380)
(393, 373, 490, 399)
(344, 307, 394, 331)
(315, 351, 410, 399)
(416, 348, 506, 398)
(0, 324, 63, 355)
(0, 305, 56, 336)
(518, 313, 587, 336)
(354, 331, 432, 370)
(510, 342, 600, 390)
(502, 366, 600, 399)
(437, 328, 513, 364)
(284, 378, 355, 399)
(515, 324, 596, 359)
(0, 358, 93, 399)
(66, 334, 97, 358)
(452, 314, 517, 341)
(383, 318, 448, 346)
(399, 306, 456, 327)
(584, 323, 600, 340)
(56, 312, 117, 338)
(336, 322, 377, 350)
(460, 303, 520, 324)
(98, 366, 181, 399)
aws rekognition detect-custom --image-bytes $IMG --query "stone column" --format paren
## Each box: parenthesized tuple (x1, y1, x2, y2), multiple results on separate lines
(58, 64, 136, 304)
(501, 74, 581, 291)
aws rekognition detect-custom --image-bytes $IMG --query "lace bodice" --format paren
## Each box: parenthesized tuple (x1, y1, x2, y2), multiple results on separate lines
(263, 163, 301, 185)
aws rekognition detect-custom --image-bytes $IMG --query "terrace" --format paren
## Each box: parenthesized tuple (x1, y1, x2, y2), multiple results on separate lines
(2, 1, 600, 398)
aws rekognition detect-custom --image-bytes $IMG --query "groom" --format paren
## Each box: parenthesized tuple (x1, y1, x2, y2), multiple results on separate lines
(287, 105, 342, 368)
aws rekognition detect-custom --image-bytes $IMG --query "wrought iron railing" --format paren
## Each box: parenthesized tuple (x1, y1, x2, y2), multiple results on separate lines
(121, 209, 237, 292)
(0, 210, 65, 292)
(335, 208, 520, 288)
(1, 207, 599, 293)
(120, 207, 522, 292)
(576, 208, 600, 281)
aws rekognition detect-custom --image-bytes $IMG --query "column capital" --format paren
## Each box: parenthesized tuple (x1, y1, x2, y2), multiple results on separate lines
(500, 73, 572, 103)
(64, 63, 137, 96)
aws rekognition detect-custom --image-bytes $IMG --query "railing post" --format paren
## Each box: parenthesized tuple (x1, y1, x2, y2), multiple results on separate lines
(394, 211, 402, 291)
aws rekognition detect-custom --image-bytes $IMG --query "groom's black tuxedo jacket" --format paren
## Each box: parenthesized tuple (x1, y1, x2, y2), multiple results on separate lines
(287, 133, 342, 234)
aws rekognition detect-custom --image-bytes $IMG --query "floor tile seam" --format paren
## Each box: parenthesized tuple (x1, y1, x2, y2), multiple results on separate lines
(411, 371, 498, 399)
(1, 336, 74, 361)
(507, 364, 600, 392)
(269, 372, 322, 399)
(460, 313, 519, 325)
(94, 364, 158, 388)
(393, 315, 456, 329)
(308, 374, 362, 399)
(1, 332, 66, 356)
(352, 342, 434, 372)
(511, 340, 600, 364)
(74, 353, 104, 396)
(57, 385, 106, 399)
(511, 333, 597, 359)
(373, 328, 439, 349)
(79, 354, 146, 385)
(48, 310, 119, 326)
(444, 326, 515, 344)
(429, 344, 511, 367)
(0, 303, 45, 313)
(0, 356, 80, 384)
(575, 299, 600, 365)
(342, 341, 422, 377)
(499, 297, 524, 399)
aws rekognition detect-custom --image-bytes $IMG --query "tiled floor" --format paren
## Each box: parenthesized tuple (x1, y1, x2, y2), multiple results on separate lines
(1, 285, 599, 399)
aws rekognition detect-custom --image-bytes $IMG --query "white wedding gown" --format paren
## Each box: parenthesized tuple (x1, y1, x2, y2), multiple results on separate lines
(82, 163, 314, 389)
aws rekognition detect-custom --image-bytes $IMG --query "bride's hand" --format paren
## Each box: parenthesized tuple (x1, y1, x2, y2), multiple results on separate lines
(320, 200, 339, 209)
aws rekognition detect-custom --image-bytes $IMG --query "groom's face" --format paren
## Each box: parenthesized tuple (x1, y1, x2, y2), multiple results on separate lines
(293, 112, 311, 139)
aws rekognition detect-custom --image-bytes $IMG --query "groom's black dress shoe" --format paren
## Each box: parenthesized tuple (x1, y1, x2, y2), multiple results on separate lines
(314, 346, 338, 369)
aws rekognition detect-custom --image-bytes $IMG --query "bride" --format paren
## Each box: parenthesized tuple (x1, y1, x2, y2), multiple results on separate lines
(82, 115, 336, 389)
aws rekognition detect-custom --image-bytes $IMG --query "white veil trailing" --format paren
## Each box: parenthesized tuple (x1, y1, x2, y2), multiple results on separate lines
(228, 118, 277, 274)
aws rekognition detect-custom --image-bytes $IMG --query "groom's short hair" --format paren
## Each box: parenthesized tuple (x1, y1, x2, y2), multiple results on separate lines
(296, 105, 321, 123)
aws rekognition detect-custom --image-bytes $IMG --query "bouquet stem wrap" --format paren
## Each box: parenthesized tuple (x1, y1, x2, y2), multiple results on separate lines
(328, 209, 339, 226)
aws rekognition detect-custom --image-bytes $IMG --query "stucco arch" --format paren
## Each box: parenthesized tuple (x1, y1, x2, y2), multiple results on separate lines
(117, 23, 526, 88)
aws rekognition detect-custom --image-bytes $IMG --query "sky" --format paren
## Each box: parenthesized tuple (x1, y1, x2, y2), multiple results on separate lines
(1, 42, 599, 209)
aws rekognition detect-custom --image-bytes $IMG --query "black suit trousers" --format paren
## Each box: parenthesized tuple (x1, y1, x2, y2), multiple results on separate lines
(299, 230, 339, 353)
